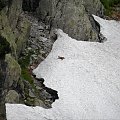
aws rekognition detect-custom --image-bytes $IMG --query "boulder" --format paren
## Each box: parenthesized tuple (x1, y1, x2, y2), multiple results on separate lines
(34, 98, 45, 107)
(5, 90, 19, 103)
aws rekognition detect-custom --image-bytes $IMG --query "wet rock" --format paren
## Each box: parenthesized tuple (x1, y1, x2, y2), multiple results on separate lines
(35, 86, 43, 90)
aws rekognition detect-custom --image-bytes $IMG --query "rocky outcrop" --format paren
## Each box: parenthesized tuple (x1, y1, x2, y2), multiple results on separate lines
(0, 0, 31, 119)
(36, 0, 104, 41)
(0, 0, 31, 98)
(22, 77, 59, 108)
(0, 0, 104, 119)
(0, 6, 58, 115)
(18, 13, 59, 108)
(23, 13, 55, 65)
(5, 90, 19, 103)
(0, 0, 31, 56)
(83, 0, 104, 16)
(0, 36, 11, 120)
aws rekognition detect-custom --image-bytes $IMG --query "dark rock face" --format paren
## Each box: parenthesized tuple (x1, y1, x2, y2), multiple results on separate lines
(22, 0, 40, 12)
(0, 36, 11, 58)
(44, 87, 59, 102)
(0, 0, 12, 11)
(0, 59, 7, 120)
(0, 36, 11, 120)
(83, 0, 104, 16)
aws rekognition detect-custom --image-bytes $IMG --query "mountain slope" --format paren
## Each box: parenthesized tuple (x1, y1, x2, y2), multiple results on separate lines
(6, 15, 120, 120)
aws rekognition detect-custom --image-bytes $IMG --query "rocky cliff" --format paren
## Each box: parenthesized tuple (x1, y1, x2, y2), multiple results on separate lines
(36, 0, 104, 41)
(0, 0, 30, 119)
(0, 0, 104, 119)
(22, 0, 104, 41)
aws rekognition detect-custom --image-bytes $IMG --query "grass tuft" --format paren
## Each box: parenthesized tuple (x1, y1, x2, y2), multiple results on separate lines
(18, 52, 34, 85)
(100, 0, 120, 15)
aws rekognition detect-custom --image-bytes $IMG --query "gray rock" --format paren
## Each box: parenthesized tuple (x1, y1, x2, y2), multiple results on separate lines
(5, 90, 19, 103)
(98, 33, 107, 43)
(29, 89, 36, 98)
(35, 86, 43, 90)
(36, 0, 104, 41)
(0, 0, 30, 118)
(83, 0, 104, 16)
(23, 13, 54, 65)
(5, 54, 21, 88)
(34, 98, 45, 107)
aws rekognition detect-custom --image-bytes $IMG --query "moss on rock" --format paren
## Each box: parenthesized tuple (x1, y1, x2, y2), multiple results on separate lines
(15, 15, 31, 55)
(0, 10, 17, 57)
(5, 90, 19, 103)
(5, 54, 21, 88)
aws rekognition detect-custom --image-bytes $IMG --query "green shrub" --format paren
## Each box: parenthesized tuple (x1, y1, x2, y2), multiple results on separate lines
(18, 54, 30, 68)
(21, 68, 33, 84)
(18, 52, 34, 85)
(101, 0, 120, 9)
(100, 0, 120, 15)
